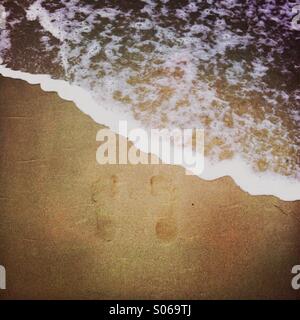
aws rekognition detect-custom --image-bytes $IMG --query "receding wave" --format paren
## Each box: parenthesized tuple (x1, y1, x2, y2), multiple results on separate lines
(0, 0, 299, 200)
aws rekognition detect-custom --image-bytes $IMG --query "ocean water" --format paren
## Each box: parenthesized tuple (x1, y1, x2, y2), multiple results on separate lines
(0, 0, 299, 200)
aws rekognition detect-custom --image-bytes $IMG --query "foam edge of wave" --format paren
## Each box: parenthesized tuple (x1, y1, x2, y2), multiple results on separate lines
(0, 64, 299, 202)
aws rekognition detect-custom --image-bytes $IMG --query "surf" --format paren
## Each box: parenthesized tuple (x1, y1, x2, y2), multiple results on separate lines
(0, 0, 299, 201)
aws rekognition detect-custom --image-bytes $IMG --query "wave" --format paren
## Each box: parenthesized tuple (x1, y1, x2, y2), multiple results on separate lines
(1, 64, 299, 201)
(0, 0, 300, 201)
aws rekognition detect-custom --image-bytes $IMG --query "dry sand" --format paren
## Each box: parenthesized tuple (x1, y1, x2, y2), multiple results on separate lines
(0, 76, 299, 299)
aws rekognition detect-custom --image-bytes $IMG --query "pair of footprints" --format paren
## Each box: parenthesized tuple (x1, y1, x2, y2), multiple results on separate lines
(91, 175, 178, 243)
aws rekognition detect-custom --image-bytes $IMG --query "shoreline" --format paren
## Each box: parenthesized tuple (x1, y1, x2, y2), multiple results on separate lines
(0, 65, 300, 201)
(0, 75, 299, 299)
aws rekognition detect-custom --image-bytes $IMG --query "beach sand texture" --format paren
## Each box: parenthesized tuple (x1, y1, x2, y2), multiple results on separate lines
(0, 76, 299, 299)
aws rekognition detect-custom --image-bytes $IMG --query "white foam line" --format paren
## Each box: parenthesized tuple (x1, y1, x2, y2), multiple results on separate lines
(1, 64, 300, 202)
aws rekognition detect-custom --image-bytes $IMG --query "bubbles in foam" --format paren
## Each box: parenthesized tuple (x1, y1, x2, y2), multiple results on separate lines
(26, 0, 66, 41)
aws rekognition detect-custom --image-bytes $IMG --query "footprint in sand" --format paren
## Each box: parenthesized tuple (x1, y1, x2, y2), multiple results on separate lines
(91, 175, 120, 241)
(155, 216, 178, 242)
(95, 209, 116, 242)
(92, 174, 120, 203)
(150, 175, 178, 243)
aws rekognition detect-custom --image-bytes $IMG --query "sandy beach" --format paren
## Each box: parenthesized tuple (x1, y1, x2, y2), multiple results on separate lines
(0, 76, 299, 299)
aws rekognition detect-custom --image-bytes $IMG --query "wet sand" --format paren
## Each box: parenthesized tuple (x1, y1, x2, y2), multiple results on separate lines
(0, 76, 299, 299)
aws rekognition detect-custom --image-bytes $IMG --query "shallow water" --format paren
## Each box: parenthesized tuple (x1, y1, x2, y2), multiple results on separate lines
(0, 0, 299, 200)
